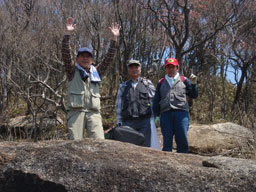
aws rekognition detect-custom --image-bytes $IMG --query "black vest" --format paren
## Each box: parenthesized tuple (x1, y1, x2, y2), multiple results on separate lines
(121, 79, 151, 120)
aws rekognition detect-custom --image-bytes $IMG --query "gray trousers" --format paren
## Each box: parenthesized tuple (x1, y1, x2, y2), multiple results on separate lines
(67, 110, 104, 140)
(123, 117, 151, 147)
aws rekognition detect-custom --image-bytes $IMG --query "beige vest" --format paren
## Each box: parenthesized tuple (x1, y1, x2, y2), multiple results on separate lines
(67, 69, 101, 112)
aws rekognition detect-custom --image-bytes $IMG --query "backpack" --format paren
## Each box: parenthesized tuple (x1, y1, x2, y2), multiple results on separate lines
(159, 75, 193, 106)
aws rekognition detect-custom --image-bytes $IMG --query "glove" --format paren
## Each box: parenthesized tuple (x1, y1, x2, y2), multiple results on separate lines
(154, 117, 160, 127)
(190, 74, 197, 84)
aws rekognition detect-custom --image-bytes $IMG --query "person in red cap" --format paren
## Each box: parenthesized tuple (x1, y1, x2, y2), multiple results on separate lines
(153, 58, 198, 153)
(62, 17, 120, 140)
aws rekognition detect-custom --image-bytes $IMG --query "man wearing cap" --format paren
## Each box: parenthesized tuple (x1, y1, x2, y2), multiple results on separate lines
(62, 17, 120, 140)
(115, 60, 156, 147)
(153, 58, 198, 153)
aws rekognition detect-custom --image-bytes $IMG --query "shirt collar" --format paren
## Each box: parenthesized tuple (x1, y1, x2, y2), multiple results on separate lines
(166, 73, 179, 81)
(129, 77, 140, 83)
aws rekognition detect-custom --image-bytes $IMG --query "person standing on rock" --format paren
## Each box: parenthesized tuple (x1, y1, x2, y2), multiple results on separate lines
(116, 60, 160, 149)
(153, 58, 198, 153)
(62, 17, 120, 140)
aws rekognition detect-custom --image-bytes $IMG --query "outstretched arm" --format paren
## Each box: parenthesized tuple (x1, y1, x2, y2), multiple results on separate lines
(109, 22, 121, 42)
(62, 17, 76, 81)
(65, 17, 76, 35)
(97, 23, 121, 76)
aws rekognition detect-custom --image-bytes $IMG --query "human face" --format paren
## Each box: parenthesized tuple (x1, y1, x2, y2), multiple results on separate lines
(128, 64, 141, 80)
(165, 64, 179, 77)
(76, 52, 93, 71)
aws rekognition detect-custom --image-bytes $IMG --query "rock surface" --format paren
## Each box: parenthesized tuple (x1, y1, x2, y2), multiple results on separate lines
(188, 122, 255, 157)
(3, 119, 256, 158)
(0, 139, 256, 192)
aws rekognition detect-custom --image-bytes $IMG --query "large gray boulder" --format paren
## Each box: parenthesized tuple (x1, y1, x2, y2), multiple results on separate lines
(188, 122, 255, 157)
(0, 139, 255, 191)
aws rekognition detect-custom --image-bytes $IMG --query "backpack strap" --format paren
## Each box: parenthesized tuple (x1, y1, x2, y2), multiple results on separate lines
(159, 78, 165, 84)
(180, 75, 186, 82)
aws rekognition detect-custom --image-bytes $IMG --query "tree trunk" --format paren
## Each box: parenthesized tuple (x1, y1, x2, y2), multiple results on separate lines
(232, 67, 247, 109)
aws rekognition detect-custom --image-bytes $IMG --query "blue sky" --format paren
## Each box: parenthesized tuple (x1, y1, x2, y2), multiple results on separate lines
(226, 66, 241, 84)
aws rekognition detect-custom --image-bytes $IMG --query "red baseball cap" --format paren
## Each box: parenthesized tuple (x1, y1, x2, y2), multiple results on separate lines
(165, 58, 179, 67)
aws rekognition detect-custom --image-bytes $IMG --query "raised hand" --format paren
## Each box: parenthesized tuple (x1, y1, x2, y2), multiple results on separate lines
(190, 74, 197, 84)
(66, 17, 76, 35)
(109, 23, 121, 41)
